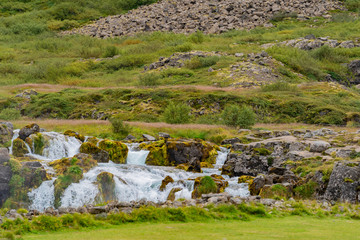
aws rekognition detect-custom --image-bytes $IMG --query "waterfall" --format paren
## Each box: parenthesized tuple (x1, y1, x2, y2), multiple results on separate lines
(24, 136, 249, 211)
(125, 143, 150, 165)
(28, 179, 56, 212)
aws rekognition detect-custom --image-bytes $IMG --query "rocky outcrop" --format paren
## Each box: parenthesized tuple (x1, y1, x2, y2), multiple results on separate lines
(0, 122, 13, 148)
(222, 153, 269, 177)
(140, 139, 218, 167)
(324, 161, 360, 203)
(19, 123, 40, 141)
(63, 0, 342, 38)
(0, 148, 11, 206)
(349, 60, 360, 84)
(262, 37, 359, 51)
(80, 142, 110, 163)
(12, 138, 29, 157)
(96, 172, 117, 203)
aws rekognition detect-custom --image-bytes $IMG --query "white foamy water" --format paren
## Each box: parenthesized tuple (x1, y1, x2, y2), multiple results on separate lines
(10, 130, 81, 161)
(125, 143, 149, 165)
(28, 179, 56, 211)
(20, 136, 249, 211)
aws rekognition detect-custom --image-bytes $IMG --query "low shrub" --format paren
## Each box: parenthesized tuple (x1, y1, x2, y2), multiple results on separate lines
(222, 105, 256, 129)
(163, 102, 191, 124)
(138, 73, 161, 87)
(185, 56, 219, 69)
(109, 117, 130, 137)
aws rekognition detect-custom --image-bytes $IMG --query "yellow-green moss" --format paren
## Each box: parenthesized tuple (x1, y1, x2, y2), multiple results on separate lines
(98, 139, 128, 164)
(159, 176, 174, 192)
(238, 175, 254, 184)
(12, 138, 29, 157)
(96, 172, 116, 203)
(31, 133, 49, 155)
(64, 130, 85, 142)
(80, 142, 101, 155)
(200, 162, 214, 168)
(140, 140, 170, 166)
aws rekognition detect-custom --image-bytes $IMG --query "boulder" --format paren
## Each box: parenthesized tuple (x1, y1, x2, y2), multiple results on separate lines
(12, 138, 29, 157)
(309, 141, 331, 153)
(158, 132, 170, 139)
(159, 176, 174, 191)
(0, 122, 13, 147)
(80, 142, 110, 163)
(96, 172, 117, 203)
(0, 148, 10, 164)
(64, 130, 85, 142)
(124, 134, 136, 141)
(0, 159, 12, 206)
(221, 153, 268, 177)
(167, 187, 182, 201)
(249, 175, 265, 195)
(349, 60, 360, 84)
(98, 140, 128, 164)
(324, 161, 360, 203)
(142, 134, 156, 141)
(19, 124, 40, 141)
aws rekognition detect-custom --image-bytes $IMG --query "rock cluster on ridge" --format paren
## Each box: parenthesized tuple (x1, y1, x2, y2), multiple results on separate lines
(63, 0, 342, 38)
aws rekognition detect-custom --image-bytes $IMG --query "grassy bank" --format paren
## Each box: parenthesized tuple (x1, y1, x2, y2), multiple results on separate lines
(23, 217, 360, 240)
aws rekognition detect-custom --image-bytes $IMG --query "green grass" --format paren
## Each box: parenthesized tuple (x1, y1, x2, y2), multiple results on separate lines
(23, 217, 360, 240)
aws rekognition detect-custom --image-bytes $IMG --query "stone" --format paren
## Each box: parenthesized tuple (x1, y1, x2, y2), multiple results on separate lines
(158, 132, 170, 139)
(89, 206, 107, 214)
(159, 176, 174, 191)
(349, 60, 360, 84)
(309, 141, 331, 153)
(249, 175, 265, 195)
(19, 124, 40, 141)
(142, 134, 156, 141)
(124, 134, 136, 141)
(0, 148, 10, 164)
(167, 187, 182, 201)
(0, 122, 13, 147)
(222, 153, 268, 177)
(324, 161, 360, 203)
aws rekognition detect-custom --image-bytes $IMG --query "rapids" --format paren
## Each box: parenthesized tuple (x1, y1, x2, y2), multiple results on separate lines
(8, 131, 249, 211)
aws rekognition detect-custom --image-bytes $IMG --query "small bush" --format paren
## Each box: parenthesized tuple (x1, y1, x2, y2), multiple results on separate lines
(185, 56, 219, 69)
(138, 73, 161, 87)
(197, 176, 218, 195)
(0, 108, 21, 120)
(109, 117, 130, 137)
(189, 31, 205, 44)
(163, 102, 191, 124)
(102, 46, 119, 58)
(222, 105, 256, 129)
(294, 181, 318, 199)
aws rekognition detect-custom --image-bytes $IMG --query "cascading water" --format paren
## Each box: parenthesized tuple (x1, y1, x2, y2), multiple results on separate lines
(125, 143, 149, 165)
(20, 135, 249, 211)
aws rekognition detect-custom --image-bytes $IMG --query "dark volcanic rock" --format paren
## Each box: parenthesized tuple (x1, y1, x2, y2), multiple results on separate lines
(324, 161, 360, 203)
(221, 153, 269, 177)
(19, 123, 40, 141)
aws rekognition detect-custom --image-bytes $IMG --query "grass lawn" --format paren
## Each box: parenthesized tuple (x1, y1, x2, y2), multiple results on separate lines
(23, 217, 360, 240)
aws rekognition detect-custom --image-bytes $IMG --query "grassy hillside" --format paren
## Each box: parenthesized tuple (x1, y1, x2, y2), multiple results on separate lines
(0, 0, 360, 127)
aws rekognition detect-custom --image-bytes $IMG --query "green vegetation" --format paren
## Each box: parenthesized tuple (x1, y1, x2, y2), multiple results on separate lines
(0, 108, 20, 120)
(196, 176, 218, 195)
(163, 102, 191, 124)
(222, 105, 256, 129)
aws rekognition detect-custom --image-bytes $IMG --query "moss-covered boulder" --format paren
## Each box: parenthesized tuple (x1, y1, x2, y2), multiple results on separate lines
(51, 153, 97, 208)
(140, 140, 169, 166)
(96, 172, 117, 203)
(80, 142, 109, 163)
(49, 153, 97, 175)
(140, 139, 220, 167)
(238, 175, 254, 184)
(159, 175, 174, 191)
(12, 138, 29, 157)
(98, 139, 128, 164)
(191, 175, 228, 199)
(64, 130, 85, 142)
(19, 123, 40, 141)
(87, 137, 100, 145)
(29, 133, 50, 155)
(0, 122, 13, 148)
(167, 187, 182, 201)
(3, 158, 49, 209)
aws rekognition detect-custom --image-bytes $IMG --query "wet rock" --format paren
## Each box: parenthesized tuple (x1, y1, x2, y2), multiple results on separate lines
(324, 161, 360, 203)
(187, 157, 201, 173)
(19, 123, 40, 141)
(64, 130, 85, 142)
(0, 148, 10, 164)
(249, 175, 265, 195)
(167, 187, 182, 201)
(96, 172, 117, 203)
(160, 176, 174, 191)
(80, 142, 110, 163)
